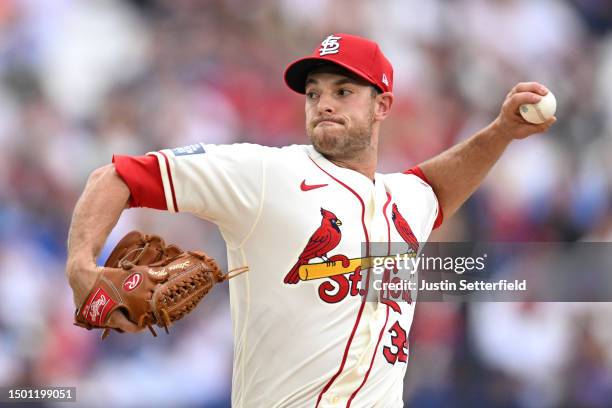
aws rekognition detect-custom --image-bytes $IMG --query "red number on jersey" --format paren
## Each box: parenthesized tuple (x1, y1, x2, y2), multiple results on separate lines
(383, 320, 408, 364)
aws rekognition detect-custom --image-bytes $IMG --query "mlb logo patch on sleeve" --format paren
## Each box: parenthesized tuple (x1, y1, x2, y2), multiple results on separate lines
(172, 143, 206, 156)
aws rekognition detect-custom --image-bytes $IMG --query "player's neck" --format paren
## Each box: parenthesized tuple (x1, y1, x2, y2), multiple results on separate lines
(326, 147, 378, 181)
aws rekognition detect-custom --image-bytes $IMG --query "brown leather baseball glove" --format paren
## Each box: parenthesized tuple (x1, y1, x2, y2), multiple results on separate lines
(74, 231, 247, 339)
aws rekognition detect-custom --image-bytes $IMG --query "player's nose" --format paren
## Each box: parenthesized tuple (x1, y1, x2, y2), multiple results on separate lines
(316, 93, 336, 114)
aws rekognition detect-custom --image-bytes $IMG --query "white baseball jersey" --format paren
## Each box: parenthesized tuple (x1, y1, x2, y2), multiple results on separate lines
(113, 143, 442, 408)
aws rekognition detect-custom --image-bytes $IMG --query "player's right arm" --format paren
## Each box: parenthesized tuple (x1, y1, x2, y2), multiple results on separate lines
(66, 143, 265, 333)
(65, 164, 141, 333)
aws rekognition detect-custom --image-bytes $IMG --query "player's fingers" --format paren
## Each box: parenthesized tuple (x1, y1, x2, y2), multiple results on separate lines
(544, 116, 557, 126)
(506, 92, 543, 111)
(528, 116, 557, 132)
(538, 116, 557, 129)
(108, 310, 143, 333)
(511, 82, 548, 96)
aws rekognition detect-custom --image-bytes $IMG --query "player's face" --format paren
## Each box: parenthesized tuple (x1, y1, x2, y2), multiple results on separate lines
(304, 71, 377, 160)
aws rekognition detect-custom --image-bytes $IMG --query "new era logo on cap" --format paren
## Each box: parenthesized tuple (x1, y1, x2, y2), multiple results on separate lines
(284, 33, 394, 94)
(319, 35, 342, 56)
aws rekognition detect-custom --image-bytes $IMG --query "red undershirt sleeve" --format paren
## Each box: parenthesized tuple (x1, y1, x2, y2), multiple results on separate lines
(112, 155, 167, 210)
(404, 166, 444, 229)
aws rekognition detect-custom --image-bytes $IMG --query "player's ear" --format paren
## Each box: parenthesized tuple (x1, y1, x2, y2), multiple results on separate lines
(374, 92, 393, 121)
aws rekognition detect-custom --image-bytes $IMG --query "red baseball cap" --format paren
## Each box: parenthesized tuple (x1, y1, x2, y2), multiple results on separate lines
(284, 33, 394, 94)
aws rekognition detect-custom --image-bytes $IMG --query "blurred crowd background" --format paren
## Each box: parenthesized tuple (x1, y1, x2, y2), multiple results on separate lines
(1, 0, 611, 407)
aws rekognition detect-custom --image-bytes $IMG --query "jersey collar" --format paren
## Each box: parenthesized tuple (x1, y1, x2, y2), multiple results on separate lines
(306, 145, 379, 194)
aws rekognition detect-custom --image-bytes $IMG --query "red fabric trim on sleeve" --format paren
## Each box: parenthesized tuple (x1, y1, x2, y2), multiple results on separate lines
(158, 151, 179, 212)
(112, 155, 167, 210)
(403, 166, 444, 229)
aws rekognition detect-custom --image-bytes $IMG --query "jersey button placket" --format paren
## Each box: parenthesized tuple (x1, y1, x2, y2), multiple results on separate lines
(329, 395, 347, 406)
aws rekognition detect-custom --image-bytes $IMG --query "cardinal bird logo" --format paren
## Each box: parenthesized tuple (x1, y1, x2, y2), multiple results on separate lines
(284, 208, 342, 284)
(391, 203, 419, 253)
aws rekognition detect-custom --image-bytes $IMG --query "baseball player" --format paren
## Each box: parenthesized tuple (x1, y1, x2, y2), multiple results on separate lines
(66, 33, 555, 407)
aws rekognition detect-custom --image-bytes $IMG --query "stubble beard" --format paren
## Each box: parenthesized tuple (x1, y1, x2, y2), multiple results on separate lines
(308, 112, 375, 161)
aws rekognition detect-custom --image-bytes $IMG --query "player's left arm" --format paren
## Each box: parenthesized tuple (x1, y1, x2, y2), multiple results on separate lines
(417, 82, 556, 219)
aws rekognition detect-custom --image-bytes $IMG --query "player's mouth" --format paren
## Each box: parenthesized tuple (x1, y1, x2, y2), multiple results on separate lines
(314, 118, 344, 127)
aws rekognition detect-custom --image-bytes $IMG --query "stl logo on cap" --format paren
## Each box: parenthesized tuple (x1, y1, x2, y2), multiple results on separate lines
(319, 35, 342, 56)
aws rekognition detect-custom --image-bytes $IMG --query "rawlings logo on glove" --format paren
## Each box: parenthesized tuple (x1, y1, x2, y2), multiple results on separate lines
(74, 231, 248, 339)
(123, 273, 142, 291)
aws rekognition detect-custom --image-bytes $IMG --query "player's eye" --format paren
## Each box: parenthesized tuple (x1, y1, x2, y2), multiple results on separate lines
(306, 91, 319, 100)
(338, 89, 352, 96)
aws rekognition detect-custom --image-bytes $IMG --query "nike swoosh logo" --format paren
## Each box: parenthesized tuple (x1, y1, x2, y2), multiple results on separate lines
(300, 180, 328, 191)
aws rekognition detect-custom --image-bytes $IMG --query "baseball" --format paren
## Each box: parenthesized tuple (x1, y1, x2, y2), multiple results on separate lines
(519, 90, 557, 124)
